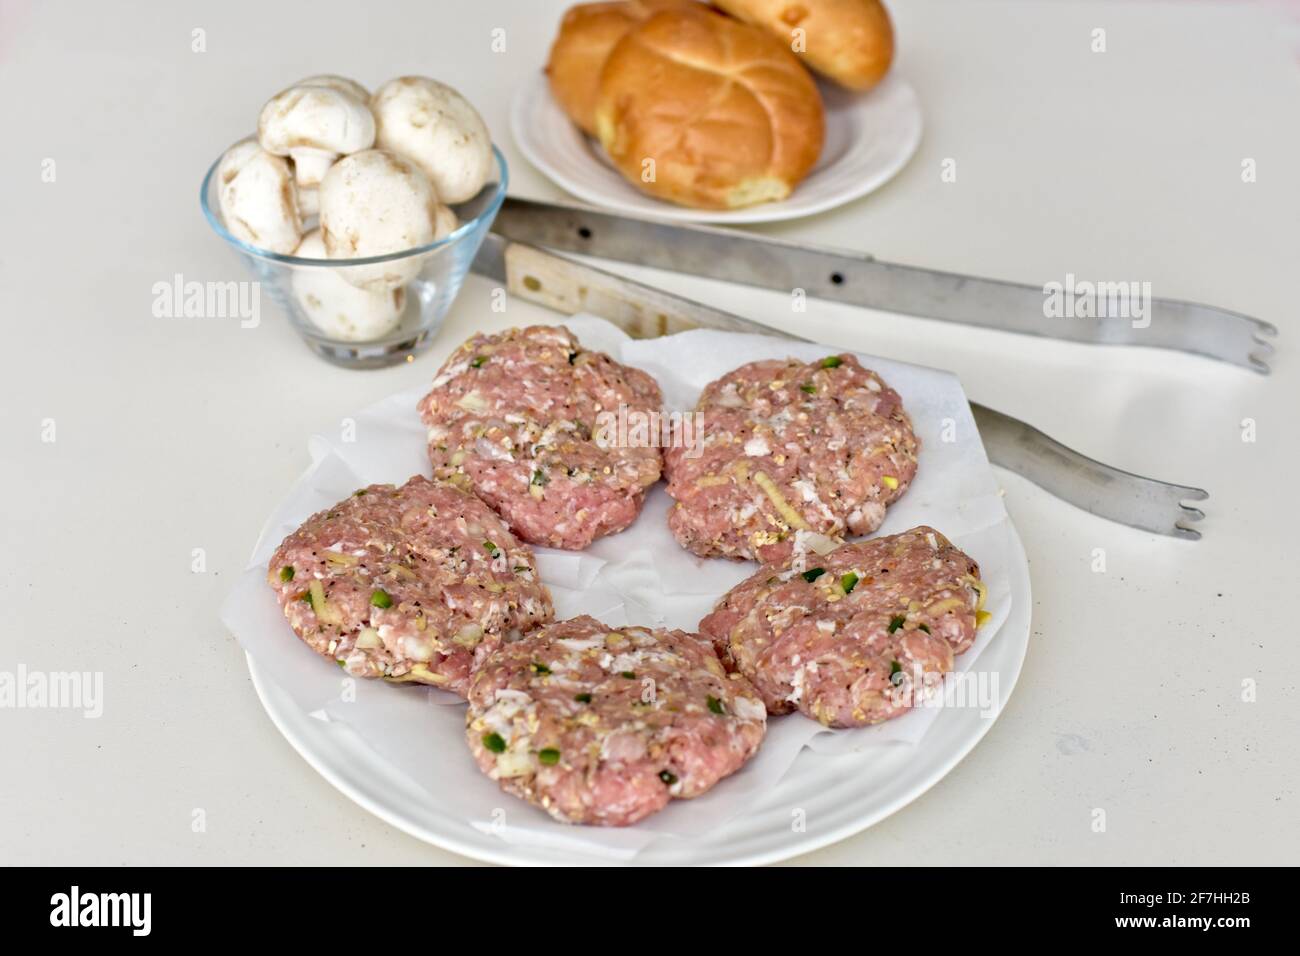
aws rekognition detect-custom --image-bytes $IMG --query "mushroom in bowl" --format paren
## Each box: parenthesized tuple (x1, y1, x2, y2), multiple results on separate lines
(201, 74, 505, 368)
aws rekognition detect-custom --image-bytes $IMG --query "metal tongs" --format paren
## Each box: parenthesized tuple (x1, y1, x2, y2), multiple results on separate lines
(472, 198, 1278, 539)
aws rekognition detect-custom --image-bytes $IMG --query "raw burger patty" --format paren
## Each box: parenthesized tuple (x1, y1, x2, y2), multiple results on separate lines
(267, 476, 554, 696)
(417, 325, 663, 550)
(699, 526, 985, 728)
(664, 354, 918, 562)
(466, 615, 767, 826)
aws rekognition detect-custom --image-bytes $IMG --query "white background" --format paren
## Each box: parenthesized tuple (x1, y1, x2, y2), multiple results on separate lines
(0, 0, 1296, 865)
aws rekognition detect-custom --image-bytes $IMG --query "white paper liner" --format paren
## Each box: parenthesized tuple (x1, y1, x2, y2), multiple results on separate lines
(221, 315, 1014, 859)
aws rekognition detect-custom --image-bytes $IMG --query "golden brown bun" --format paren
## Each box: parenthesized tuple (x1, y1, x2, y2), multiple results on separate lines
(712, 0, 894, 90)
(594, 6, 824, 209)
(546, 1, 694, 136)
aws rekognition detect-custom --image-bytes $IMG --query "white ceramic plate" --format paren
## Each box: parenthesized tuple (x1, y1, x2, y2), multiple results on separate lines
(234, 319, 1031, 865)
(247, 524, 1028, 866)
(510, 74, 923, 224)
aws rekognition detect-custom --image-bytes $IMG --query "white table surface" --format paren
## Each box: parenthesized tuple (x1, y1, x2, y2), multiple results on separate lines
(1, 0, 1296, 866)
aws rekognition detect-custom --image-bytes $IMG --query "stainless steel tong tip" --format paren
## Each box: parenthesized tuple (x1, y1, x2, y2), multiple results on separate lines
(1248, 324, 1278, 375)
(1172, 487, 1210, 540)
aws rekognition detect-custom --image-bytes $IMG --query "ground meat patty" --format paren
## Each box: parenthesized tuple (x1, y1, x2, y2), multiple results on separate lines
(466, 615, 766, 826)
(664, 354, 918, 563)
(417, 325, 663, 550)
(267, 476, 554, 696)
(699, 526, 986, 728)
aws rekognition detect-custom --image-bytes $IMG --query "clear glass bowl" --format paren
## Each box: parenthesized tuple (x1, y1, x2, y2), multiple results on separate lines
(200, 146, 507, 368)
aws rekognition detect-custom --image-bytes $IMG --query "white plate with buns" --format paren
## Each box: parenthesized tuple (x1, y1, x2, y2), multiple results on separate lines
(512, 73, 922, 224)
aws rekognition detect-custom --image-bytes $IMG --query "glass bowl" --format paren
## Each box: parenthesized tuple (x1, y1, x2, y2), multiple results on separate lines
(201, 145, 507, 368)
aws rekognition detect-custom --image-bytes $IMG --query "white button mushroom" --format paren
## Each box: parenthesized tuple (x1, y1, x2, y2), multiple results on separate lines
(370, 77, 492, 203)
(294, 74, 371, 103)
(296, 184, 320, 219)
(291, 230, 406, 341)
(258, 84, 375, 187)
(433, 203, 460, 239)
(318, 149, 438, 292)
(216, 138, 303, 254)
